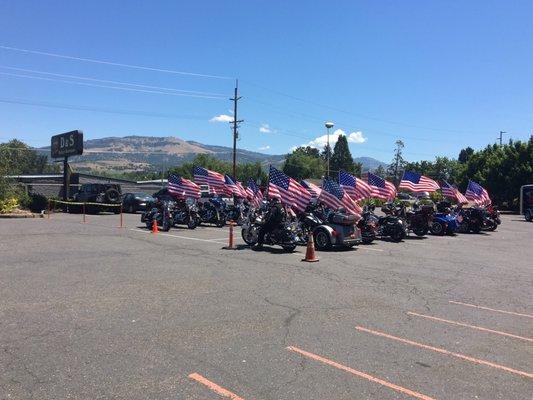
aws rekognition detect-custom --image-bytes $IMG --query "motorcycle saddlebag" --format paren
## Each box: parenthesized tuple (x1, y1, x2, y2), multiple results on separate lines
(330, 213, 358, 225)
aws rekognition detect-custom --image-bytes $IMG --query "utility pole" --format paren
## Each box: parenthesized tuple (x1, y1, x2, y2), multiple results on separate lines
(497, 131, 506, 146)
(230, 79, 243, 179)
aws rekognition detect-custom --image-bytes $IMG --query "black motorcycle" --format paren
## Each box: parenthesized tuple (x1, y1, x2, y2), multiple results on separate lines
(357, 205, 380, 244)
(455, 206, 483, 233)
(241, 208, 298, 252)
(481, 205, 500, 231)
(378, 204, 407, 242)
(198, 198, 226, 227)
(171, 199, 199, 229)
(396, 203, 433, 237)
(141, 199, 173, 232)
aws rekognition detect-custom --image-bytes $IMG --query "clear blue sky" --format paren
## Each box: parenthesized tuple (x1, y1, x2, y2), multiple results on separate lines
(1, 1, 532, 162)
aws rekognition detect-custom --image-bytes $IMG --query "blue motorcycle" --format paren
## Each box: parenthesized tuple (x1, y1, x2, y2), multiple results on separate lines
(431, 213, 458, 235)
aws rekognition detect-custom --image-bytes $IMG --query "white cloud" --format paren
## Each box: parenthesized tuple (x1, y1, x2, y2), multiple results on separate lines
(210, 114, 233, 123)
(258, 145, 270, 151)
(259, 123, 272, 133)
(299, 129, 366, 149)
(347, 131, 366, 144)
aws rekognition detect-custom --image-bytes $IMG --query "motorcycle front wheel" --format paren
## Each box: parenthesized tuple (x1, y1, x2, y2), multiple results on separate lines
(282, 244, 296, 252)
(187, 218, 197, 230)
(413, 226, 428, 237)
(390, 227, 405, 242)
(241, 227, 258, 245)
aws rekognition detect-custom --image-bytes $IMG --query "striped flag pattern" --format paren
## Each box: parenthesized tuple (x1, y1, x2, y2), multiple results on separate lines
(319, 179, 362, 215)
(366, 172, 397, 200)
(193, 166, 226, 195)
(399, 171, 440, 193)
(301, 180, 322, 199)
(268, 166, 312, 212)
(465, 180, 491, 207)
(168, 174, 200, 199)
(224, 175, 247, 197)
(339, 170, 372, 201)
(246, 178, 263, 208)
(440, 180, 469, 204)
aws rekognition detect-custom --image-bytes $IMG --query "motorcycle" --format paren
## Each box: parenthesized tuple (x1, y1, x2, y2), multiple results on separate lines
(198, 198, 226, 227)
(455, 206, 483, 233)
(298, 204, 361, 250)
(481, 205, 500, 231)
(378, 204, 407, 242)
(171, 198, 199, 229)
(141, 199, 173, 232)
(431, 201, 458, 235)
(225, 201, 247, 225)
(357, 206, 379, 244)
(395, 203, 433, 237)
(241, 208, 298, 252)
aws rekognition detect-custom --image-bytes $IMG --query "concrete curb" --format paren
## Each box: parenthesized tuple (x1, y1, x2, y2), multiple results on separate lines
(0, 213, 38, 219)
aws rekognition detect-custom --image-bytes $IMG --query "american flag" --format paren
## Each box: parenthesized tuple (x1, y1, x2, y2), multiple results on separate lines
(339, 170, 372, 201)
(268, 166, 311, 212)
(465, 180, 491, 207)
(366, 172, 397, 200)
(168, 174, 200, 199)
(319, 179, 362, 215)
(301, 180, 322, 199)
(246, 178, 263, 207)
(399, 170, 440, 193)
(440, 180, 468, 204)
(236, 180, 247, 198)
(193, 166, 226, 195)
(224, 175, 247, 198)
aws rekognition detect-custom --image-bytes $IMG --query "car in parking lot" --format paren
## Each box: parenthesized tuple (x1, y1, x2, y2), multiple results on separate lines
(122, 192, 155, 213)
(71, 183, 122, 213)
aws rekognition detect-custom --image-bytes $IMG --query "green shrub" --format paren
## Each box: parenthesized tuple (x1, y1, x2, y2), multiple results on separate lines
(27, 193, 49, 212)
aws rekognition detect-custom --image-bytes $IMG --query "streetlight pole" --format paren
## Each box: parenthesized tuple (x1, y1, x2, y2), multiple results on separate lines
(325, 121, 334, 178)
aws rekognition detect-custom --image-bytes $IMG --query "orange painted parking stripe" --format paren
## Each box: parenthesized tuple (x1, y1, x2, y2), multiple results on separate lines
(286, 346, 436, 400)
(355, 326, 533, 379)
(449, 301, 533, 319)
(188, 373, 244, 400)
(407, 311, 533, 343)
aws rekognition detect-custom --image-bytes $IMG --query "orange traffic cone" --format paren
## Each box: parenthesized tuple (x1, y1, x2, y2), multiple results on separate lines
(151, 219, 159, 234)
(302, 234, 319, 262)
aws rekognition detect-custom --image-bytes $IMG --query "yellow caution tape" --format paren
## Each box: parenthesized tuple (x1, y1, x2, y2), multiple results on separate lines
(50, 199, 122, 207)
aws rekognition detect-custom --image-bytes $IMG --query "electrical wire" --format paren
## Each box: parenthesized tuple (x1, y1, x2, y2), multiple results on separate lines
(0, 71, 225, 99)
(0, 44, 234, 80)
(0, 97, 211, 120)
(0, 65, 226, 97)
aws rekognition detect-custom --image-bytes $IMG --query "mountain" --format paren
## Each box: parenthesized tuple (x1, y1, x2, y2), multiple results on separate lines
(39, 135, 385, 173)
(354, 156, 388, 171)
(40, 135, 285, 173)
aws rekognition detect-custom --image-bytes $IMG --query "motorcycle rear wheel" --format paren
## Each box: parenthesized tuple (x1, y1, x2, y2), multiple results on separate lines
(187, 218, 197, 229)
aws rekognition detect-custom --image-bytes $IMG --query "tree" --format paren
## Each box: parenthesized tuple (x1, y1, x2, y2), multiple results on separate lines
(458, 147, 474, 164)
(374, 165, 386, 177)
(330, 135, 360, 177)
(387, 140, 406, 185)
(282, 147, 325, 181)
(0, 139, 59, 175)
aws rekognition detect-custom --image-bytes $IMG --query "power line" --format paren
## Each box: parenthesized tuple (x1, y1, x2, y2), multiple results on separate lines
(0, 65, 226, 97)
(0, 97, 212, 120)
(242, 80, 483, 135)
(0, 44, 234, 80)
(0, 71, 225, 99)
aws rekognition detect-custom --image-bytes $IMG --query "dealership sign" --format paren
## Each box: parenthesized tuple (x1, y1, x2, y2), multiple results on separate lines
(51, 130, 84, 158)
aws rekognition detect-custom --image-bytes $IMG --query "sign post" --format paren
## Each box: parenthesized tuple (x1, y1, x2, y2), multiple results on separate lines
(50, 130, 83, 200)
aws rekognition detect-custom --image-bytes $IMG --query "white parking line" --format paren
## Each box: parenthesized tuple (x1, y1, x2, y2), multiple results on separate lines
(358, 247, 384, 252)
(130, 229, 226, 244)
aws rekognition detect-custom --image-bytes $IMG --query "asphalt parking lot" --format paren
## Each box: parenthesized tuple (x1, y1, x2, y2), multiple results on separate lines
(1, 212, 531, 399)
